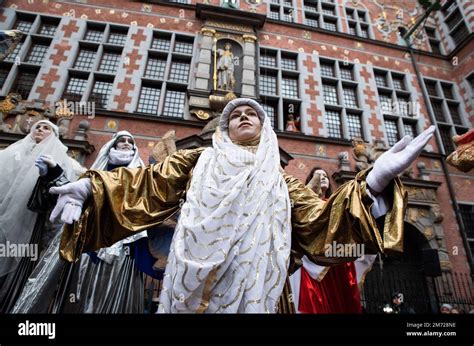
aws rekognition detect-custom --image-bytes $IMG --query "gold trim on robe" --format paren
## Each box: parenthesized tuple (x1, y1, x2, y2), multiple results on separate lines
(60, 148, 407, 267)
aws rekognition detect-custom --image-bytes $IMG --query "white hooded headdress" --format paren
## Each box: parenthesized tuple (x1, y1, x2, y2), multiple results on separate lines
(90, 130, 144, 170)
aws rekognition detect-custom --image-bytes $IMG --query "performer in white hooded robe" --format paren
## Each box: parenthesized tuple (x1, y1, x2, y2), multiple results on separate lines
(0, 120, 84, 312)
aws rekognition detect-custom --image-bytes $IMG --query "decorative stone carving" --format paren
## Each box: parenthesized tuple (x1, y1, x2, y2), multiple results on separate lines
(405, 200, 450, 272)
(242, 34, 257, 43)
(150, 130, 177, 163)
(417, 161, 430, 180)
(372, 139, 387, 160)
(0, 30, 24, 62)
(220, 0, 239, 9)
(338, 151, 351, 171)
(371, 1, 425, 47)
(446, 128, 473, 173)
(200, 116, 221, 139)
(406, 186, 437, 202)
(200, 27, 216, 37)
(205, 21, 254, 34)
(54, 99, 75, 139)
(423, 227, 434, 240)
(431, 204, 444, 224)
(0, 95, 88, 140)
(209, 92, 237, 112)
(440, 261, 452, 271)
(352, 137, 375, 172)
(190, 109, 211, 120)
(74, 120, 90, 141)
(11, 103, 55, 135)
(245, 0, 263, 12)
(67, 149, 81, 160)
(0, 93, 24, 132)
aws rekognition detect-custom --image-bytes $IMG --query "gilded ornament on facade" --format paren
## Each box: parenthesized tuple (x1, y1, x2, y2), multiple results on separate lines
(0, 93, 23, 132)
(446, 129, 473, 173)
(191, 109, 211, 120)
(206, 21, 253, 33)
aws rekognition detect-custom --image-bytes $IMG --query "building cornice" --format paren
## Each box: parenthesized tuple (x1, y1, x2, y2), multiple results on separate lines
(264, 19, 473, 62)
(13, 3, 472, 60)
(195, 3, 266, 28)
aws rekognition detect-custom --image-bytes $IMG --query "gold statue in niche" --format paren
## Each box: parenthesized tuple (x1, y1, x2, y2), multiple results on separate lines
(216, 42, 236, 91)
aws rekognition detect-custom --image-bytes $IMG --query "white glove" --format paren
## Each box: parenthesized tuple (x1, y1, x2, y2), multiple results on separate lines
(35, 154, 57, 176)
(366, 125, 435, 194)
(49, 178, 92, 224)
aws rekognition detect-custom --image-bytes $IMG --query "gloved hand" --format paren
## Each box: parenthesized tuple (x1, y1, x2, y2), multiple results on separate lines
(49, 178, 92, 224)
(35, 154, 57, 176)
(366, 125, 435, 194)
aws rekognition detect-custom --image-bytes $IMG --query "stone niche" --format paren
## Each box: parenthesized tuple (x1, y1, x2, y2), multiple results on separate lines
(189, 4, 265, 121)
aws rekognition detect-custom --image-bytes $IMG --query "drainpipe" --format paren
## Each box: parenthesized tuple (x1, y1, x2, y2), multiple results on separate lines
(401, 4, 473, 272)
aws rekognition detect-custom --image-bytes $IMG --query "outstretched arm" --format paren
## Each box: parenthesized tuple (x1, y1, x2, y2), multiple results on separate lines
(286, 171, 407, 267)
(54, 147, 205, 262)
(287, 126, 435, 266)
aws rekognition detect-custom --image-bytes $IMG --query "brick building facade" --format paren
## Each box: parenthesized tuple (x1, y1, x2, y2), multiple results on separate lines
(0, 0, 473, 312)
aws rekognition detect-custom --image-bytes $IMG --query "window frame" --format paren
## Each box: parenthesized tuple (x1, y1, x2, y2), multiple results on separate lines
(320, 58, 364, 140)
(259, 47, 301, 132)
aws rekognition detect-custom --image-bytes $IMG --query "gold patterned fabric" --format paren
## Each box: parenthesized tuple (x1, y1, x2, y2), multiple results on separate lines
(283, 170, 406, 266)
(60, 148, 407, 266)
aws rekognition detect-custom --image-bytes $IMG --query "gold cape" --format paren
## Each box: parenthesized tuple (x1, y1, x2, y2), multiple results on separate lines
(60, 148, 407, 266)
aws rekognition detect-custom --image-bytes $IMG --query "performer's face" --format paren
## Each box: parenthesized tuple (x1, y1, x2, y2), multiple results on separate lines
(440, 306, 451, 314)
(392, 294, 403, 306)
(31, 123, 53, 143)
(314, 169, 329, 191)
(115, 136, 134, 151)
(228, 105, 262, 142)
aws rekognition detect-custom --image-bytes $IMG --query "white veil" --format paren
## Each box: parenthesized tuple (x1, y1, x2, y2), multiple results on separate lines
(0, 120, 84, 277)
(89, 130, 144, 170)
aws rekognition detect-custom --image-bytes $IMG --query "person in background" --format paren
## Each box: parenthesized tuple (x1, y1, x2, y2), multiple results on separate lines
(440, 303, 453, 314)
(289, 167, 376, 313)
(383, 291, 415, 314)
